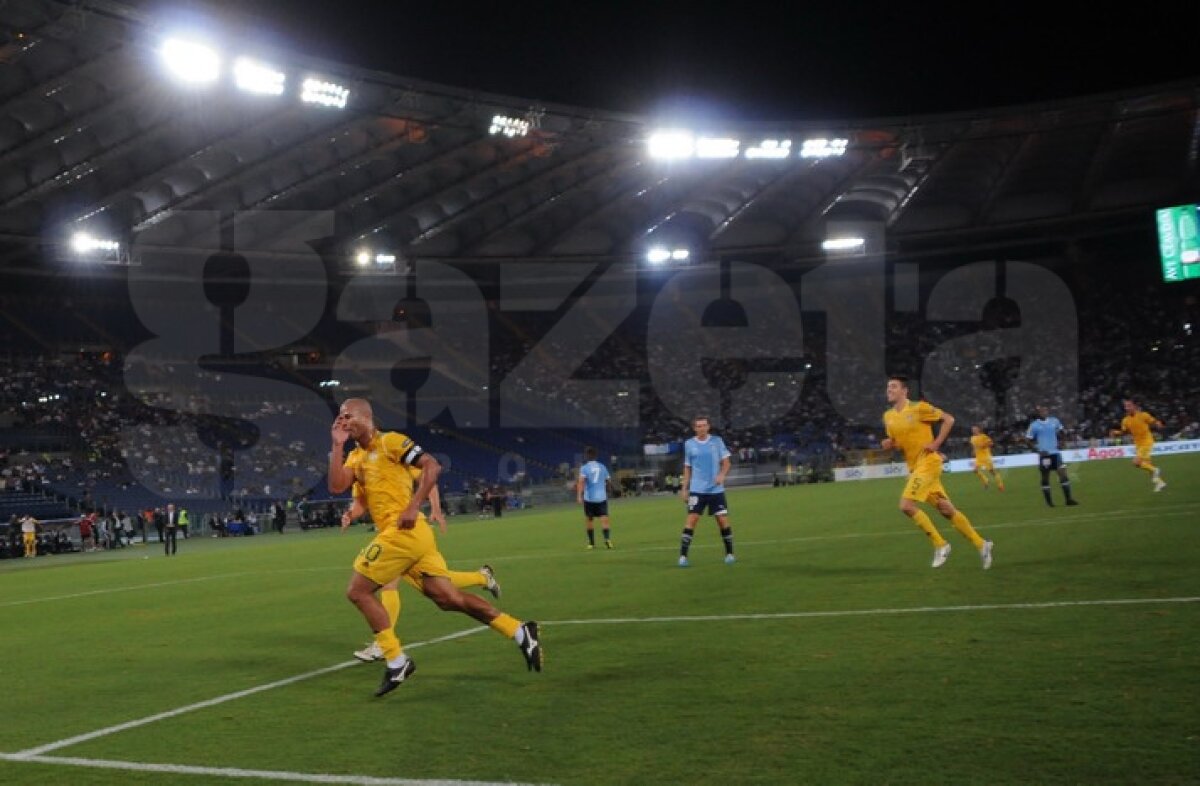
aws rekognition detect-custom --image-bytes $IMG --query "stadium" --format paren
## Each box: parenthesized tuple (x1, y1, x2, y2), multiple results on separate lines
(1, 1, 1198, 783)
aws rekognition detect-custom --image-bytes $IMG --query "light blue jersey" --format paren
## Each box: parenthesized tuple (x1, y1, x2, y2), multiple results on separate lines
(580, 460, 610, 503)
(685, 436, 731, 493)
(1026, 417, 1063, 453)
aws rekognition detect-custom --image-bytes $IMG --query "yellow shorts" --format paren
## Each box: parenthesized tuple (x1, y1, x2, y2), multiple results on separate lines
(23, 532, 36, 546)
(975, 457, 994, 472)
(1135, 443, 1153, 462)
(353, 519, 450, 587)
(902, 455, 949, 504)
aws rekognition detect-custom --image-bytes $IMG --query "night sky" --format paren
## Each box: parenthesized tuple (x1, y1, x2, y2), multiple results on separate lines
(140, 1, 1198, 121)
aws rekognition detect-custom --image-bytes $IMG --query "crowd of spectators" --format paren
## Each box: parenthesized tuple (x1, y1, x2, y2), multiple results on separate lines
(0, 257, 1196, 519)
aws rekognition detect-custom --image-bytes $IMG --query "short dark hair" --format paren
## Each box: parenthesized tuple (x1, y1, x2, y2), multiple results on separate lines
(887, 375, 909, 388)
(692, 415, 710, 426)
(584, 446, 597, 461)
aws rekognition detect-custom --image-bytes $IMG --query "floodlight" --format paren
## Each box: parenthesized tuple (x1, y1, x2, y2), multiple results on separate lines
(161, 38, 220, 84)
(71, 232, 119, 254)
(375, 253, 396, 264)
(745, 139, 792, 159)
(646, 246, 671, 264)
(489, 115, 530, 138)
(821, 237, 865, 251)
(647, 131, 695, 160)
(234, 58, 285, 96)
(670, 248, 690, 261)
(355, 251, 371, 266)
(695, 137, 739, 159)
(801, 138, 849, 158)
(301, 78, 349, 109)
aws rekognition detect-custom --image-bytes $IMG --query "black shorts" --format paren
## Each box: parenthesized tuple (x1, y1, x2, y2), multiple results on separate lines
(686, 492, 728, 516)
(1038, 452, 1063, 471)
(583, 500, 608, 518)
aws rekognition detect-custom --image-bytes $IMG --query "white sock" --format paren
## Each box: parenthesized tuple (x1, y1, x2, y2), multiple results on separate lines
(386, 654, 408, 669)
(513, 627, 526, 646)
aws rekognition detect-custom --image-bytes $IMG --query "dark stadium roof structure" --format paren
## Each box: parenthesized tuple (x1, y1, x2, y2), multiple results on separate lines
(0, 0, 1198, 269)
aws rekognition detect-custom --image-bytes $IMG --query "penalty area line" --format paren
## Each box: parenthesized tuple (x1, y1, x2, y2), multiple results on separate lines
(0, 753, 542, 786)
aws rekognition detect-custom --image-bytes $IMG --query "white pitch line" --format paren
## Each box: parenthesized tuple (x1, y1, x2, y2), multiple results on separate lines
(12, 627, 486, 758)
(14, 593, 1200, 760)
(0, 753, 540, 786)
(3, 595, 1196, 783)
(539, 595, 1200, 627)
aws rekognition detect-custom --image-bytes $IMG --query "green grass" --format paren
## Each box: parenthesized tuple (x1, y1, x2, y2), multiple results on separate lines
(2, 456, 1199, 785)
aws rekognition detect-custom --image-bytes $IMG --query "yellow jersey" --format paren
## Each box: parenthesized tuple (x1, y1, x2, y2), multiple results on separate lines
(970, 433, 993, 459)
(884, 399, 945, 471)
(344, 431, 426, 534)
(1119, 411, 1159, 447)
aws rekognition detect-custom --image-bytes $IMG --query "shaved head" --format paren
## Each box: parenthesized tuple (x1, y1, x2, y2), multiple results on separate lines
(340, 398, 372, 417)
(335, 398, 377, 443)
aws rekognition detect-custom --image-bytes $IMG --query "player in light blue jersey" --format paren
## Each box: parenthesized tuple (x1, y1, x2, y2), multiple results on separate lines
(1026, 406, 1078, 507)
(678, 415, 735, 567)
(576, 447, 613, 550)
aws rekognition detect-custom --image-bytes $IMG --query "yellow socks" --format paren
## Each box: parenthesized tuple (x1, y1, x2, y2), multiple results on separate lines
(489, 613, 521, 639)
(380, 589, 401, 630)
(447, 569, 486, 589)
(910, 510, 948, 548)
(1138, 461, 1157, 474)
(401, 569, 485, 595)
(950, 511, 985, 549)
(374, 628, 402, 661)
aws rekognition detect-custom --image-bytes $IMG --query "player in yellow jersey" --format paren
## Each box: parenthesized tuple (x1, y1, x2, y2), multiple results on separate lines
(969, 426, 1005, 491)
(329, 398, 542, 697)
(20, 514, 39, 558)
(1110, 398, 1167, 492)
(881, 376, 993, 569)
(342, 474, 501, 662)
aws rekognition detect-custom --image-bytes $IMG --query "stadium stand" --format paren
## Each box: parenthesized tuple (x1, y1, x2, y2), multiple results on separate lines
(0, 0, 1196, 546)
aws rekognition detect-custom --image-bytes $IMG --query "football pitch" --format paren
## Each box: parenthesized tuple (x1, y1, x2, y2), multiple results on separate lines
(2, 456, 1198, 785)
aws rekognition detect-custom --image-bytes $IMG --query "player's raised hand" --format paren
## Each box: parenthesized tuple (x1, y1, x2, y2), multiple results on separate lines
(331, 416, 350, 448)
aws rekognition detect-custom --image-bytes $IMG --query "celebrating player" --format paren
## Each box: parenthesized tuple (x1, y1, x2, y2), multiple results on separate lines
(329, 398, 542, 697)
(881, 376, 993, 569)
(1110, 398, 1167, 492)
(969, 425, 1005, 491)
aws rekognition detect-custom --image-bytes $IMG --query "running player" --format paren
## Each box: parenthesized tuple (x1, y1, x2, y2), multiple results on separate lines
(882, 376, 993, 569)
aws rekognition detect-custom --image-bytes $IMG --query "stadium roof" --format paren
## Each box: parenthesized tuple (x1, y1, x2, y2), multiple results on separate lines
(0, 0, 1198, 270)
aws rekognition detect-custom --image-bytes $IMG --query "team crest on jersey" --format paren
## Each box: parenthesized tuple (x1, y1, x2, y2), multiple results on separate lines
(368, 452, 378, 462)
